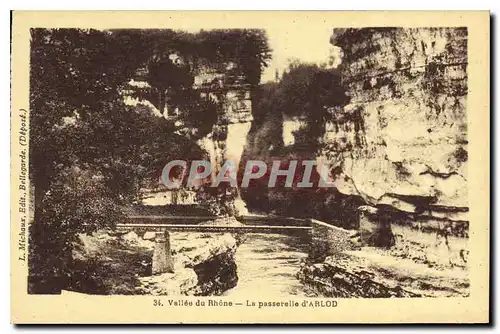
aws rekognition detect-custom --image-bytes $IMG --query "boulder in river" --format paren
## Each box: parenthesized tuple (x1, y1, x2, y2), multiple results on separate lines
(143, 231, 156, 240)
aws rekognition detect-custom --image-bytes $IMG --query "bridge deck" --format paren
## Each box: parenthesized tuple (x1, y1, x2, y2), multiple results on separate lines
(119, 215, 312, 235)
(125, 215, 310, 225)
(116, 223, 312, 234)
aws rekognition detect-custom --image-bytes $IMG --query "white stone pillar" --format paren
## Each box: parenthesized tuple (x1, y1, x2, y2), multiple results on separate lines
(152, 230, 174, 274)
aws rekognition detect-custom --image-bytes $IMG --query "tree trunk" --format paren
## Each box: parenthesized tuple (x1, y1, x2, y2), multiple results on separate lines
(159, 89, 167, 116)
(29, 174, 67, 294)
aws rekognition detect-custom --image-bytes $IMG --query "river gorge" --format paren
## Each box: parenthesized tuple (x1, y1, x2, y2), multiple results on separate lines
(32, 26, 470, 300)
(67, 213, 468, 298)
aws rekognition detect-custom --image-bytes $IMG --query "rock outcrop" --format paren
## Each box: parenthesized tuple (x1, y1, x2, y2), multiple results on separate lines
(137, 232, 239, 296)
(298, 250, 469, 298)
(298, 254, 419, 298)
(70, 226, 240, 296)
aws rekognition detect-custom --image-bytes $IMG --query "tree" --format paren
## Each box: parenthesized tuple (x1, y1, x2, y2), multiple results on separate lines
(28, 28, 205, 293)
(146, 55, 194, 116)
(28, 28, 272, 293)
(240, 62, 350, 214)
(276, 62, 349, 154)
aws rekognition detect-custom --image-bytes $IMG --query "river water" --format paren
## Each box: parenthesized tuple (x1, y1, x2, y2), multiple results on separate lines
(223, 233, 317, 297)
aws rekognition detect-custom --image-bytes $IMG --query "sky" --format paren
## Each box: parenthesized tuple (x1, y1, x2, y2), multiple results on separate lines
(260, 25, 336, 82)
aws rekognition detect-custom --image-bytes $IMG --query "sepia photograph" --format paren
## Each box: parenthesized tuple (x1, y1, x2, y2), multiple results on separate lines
(10, 10, 490, 324)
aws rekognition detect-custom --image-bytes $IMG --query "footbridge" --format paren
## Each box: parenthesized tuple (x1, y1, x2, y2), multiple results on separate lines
(117, 215, 311, 234)
(117, 215, 313, 274)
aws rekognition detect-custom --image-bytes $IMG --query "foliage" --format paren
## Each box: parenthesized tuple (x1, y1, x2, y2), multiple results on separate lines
(29, 167, 125, 293)
(241, 62, 351, 219)
(194, 29, 272, 86)
(29, 28, 272, 293)
(29, 28, 199, 292)
(275, 62, 349, 153)
(30, 28, 159, 200)
(195, 184, 238, 217)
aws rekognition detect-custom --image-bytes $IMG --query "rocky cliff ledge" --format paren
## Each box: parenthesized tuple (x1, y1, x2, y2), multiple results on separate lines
(300, 217, 469, 297)
(298, 248, 469, 298)
(69, 218, 241, 295)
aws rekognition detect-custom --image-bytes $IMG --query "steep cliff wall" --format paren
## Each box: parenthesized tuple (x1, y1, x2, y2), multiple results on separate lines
(327, 27, 468, 212)
(297, 28, 470, 292)
(324, 28, 468, 257)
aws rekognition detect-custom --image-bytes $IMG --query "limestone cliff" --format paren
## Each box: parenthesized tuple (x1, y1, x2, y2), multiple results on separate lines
(296, 28, 470, 297)
(324, 28, 469, 263)
(327, 27, 468, 212)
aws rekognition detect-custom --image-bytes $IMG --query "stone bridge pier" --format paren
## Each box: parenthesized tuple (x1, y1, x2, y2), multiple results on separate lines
(152, 230, 174, 274)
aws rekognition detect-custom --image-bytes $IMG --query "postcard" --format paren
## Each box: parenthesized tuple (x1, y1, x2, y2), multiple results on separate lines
(10, 10, 490, 324)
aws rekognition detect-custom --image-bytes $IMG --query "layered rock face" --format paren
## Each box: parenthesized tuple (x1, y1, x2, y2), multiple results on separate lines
(326, 28, 469, 264)
(196, 67, 253, 171)
(299, 28, 469, 298)
(194, 69, 253, 216)
(327, 27, 468, 211)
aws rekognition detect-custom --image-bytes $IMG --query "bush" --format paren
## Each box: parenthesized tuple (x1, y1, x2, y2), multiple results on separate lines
(29, 167, 125, 294)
